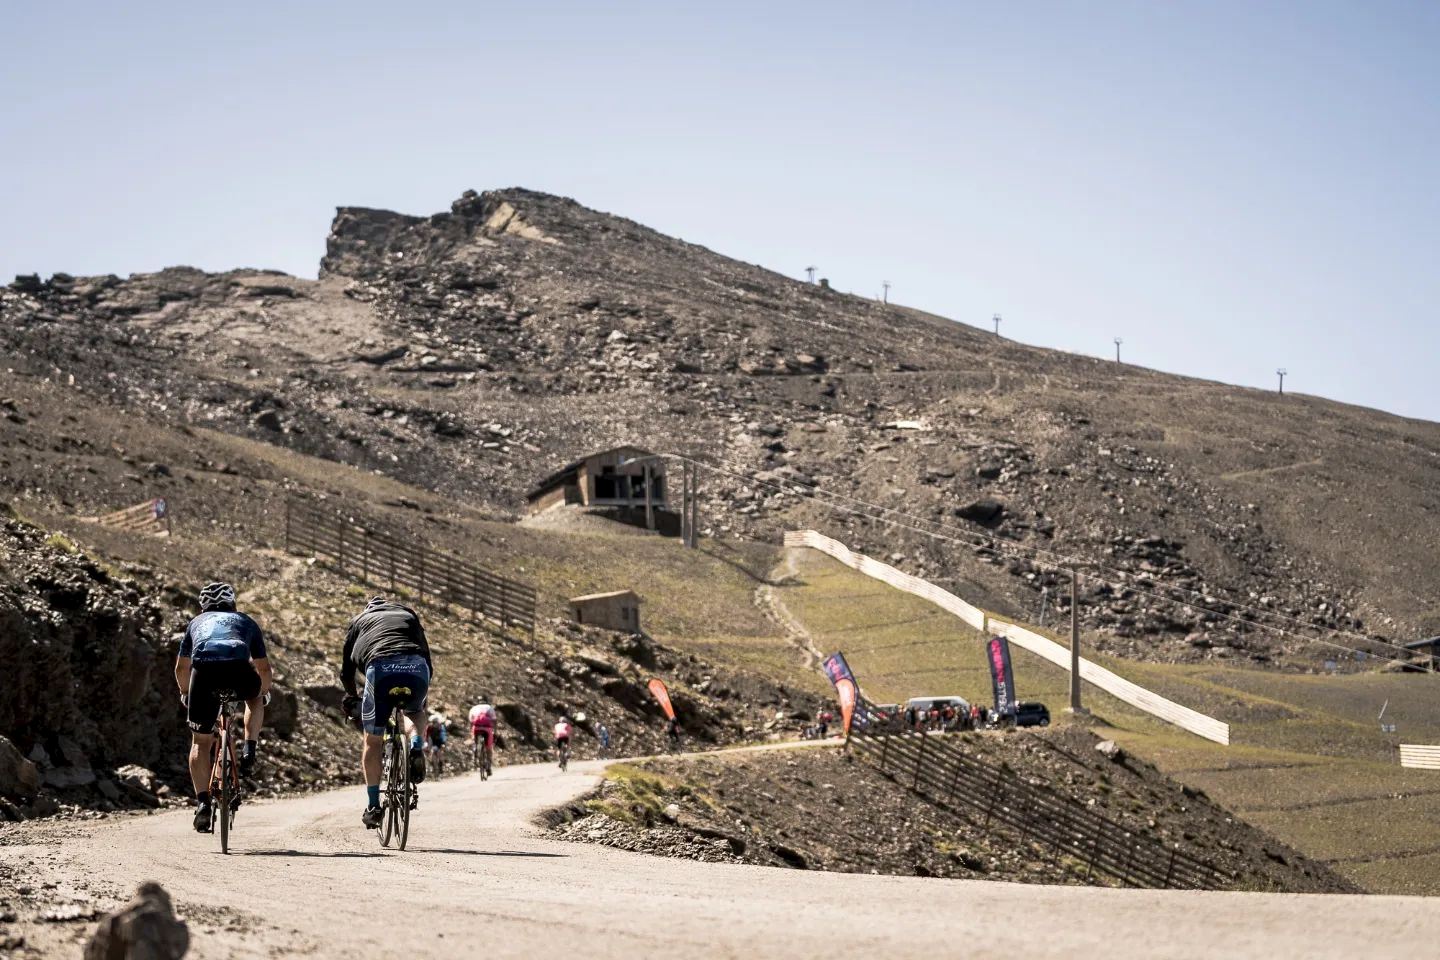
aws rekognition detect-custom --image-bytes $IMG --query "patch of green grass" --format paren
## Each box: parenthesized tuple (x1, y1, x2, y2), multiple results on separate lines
(45, 531, 80, 554)
(586, 762, 712, 824)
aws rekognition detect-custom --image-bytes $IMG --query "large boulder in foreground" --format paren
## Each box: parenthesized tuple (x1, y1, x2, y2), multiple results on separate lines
(84, 881, 189, 960)
(0, 735, 40, 800)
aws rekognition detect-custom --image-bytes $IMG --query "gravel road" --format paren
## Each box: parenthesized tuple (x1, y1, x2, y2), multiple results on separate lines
(8, 755, 1437, 959)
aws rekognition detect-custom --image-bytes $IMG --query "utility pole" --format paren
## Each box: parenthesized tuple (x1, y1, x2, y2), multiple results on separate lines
(805, 266, 816, 284)
(993, 313, 1002, 336)
(1114, 337, 1123, 363)
(882, 281, 891, 304)
(680, 461, 691, 547)
(688, 461, 700, 548)
(1069, 567, 1084, 713)
(1277, 368, 1287, 395)
(643, 462, 655, 531)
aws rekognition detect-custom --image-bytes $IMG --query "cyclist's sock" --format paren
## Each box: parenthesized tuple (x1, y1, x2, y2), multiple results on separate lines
(367, 785, 380, 808)
(243, 739, 257, 758)
(410, 734, 422, 751)
(196, 791, 211, 806)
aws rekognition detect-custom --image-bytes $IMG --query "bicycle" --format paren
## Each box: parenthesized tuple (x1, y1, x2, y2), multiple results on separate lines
(471, 734, 493, 780)
(205, 691, 244, 854)
(427, 742, 444, 778)
(378, 689, 417, 851)
(556, 739, 570, 772)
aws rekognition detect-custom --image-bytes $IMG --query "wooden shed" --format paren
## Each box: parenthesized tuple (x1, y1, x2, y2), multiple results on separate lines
(569, 590, 642, 634)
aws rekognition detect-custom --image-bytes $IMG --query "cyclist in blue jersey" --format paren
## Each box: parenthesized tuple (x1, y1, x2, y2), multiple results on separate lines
(174, 582, 272, 832)
(339, 596, 435, 830)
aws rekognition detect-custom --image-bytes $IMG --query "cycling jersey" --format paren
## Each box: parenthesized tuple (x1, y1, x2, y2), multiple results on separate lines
(180, 611, 266, 663)
(469, 704, 496, 730)
(554, 721, 572, 741)
(340, 601, 434, 699)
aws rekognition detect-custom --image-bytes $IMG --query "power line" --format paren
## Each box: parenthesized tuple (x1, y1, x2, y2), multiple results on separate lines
(687, 449, 1406, 653)
(671, 451, 1413, 666)
(445, 441, 1411, 665)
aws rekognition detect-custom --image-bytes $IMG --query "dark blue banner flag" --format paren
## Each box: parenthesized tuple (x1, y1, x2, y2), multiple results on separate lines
(821, 651, 856, 690)
(986, 635, 1017, 716)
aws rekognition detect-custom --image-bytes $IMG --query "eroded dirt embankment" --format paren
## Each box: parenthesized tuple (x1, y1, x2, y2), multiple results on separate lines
(552, 731, 1356, 893)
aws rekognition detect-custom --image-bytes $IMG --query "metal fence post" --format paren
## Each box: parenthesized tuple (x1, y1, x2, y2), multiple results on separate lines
(1085, 831, 1102, 881)
(1165, 847, 1178, 888)
(914, 732, 927, 791)
(983, 767, 1004, 831)
(881, 731, 891, 772)
(284, 500, 292, 553)
(338, 518, 346, 573)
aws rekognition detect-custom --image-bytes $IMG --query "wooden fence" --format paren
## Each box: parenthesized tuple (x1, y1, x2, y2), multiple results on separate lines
(1400, 744, 1440, 770)
(785, 529, 1230, 745)
(847, 700, 1229, 889)
(91, 497, 172, 536)
(285, 499, 536, 637)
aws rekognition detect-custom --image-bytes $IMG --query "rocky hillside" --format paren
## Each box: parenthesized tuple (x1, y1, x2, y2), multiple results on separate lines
(2, 187, 1437, 668)
(0, 499, 823, 820)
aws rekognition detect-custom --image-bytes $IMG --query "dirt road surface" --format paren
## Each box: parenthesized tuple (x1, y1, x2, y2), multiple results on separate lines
(7, 755, 1437, 959)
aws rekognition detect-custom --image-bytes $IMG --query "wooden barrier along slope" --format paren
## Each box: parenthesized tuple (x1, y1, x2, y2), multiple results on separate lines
(90, 497, 172, 536)
(846, 699, 1229, 889)
(286, 499, 537, 637)
(784, 529, 1230, 745)
(1399, 744, 1440, 770)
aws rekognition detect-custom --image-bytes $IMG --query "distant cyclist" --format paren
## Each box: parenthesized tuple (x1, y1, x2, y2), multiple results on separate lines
(425, 713, 447, 773)
(340, 596, 434, 830)
(469, 697, 496, 771)
(554, 716, 573, 767)
(174, 582, 271, 832)
(596, 721, 612, 759)
(665, 716, 681, 750)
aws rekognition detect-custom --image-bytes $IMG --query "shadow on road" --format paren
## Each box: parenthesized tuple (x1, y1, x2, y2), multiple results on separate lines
(406, 848, 567, 858)
(239, 849, 388, 858)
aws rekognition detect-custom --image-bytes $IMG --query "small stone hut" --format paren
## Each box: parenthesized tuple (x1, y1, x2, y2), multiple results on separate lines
(569, 590, 642, 634)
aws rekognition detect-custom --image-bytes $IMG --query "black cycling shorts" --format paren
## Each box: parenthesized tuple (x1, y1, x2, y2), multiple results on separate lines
(187, 659, 261, 734)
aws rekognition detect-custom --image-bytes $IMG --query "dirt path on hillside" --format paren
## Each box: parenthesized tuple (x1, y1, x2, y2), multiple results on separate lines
(755, 548, 826, 670)
(4, 749, 1439, 959)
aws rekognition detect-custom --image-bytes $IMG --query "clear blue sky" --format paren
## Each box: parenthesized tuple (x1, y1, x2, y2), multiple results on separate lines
(4, 1, 1437, 422)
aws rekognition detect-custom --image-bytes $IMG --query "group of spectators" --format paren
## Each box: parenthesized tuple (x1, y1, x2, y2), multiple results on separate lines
(902, 701, 986, 733)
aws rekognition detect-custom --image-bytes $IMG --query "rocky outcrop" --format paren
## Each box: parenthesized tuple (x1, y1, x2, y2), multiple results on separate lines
(0, 735, 40, 800)
(3, 186, 1436, 667)
(83, 881, 189, 960)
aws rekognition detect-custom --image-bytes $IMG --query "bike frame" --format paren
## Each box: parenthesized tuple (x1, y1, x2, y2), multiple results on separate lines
(379, 697, 415, 851)
(207, 696, 243, 854)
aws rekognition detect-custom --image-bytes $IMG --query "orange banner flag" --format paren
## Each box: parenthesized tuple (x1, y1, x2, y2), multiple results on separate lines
(647, 678, 676, 720)
(836, 677, 857, 736)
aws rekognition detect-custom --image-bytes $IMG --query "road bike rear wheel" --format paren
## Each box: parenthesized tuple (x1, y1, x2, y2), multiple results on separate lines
(379, 737, 396, 848)
(396, 708, 412, 851)
(218, 724, 232, 855)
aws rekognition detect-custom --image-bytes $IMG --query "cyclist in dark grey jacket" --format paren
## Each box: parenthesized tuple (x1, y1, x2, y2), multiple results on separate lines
(340, 596, 435, 829)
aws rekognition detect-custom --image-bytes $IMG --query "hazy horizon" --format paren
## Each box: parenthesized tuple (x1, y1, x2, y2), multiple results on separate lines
(4, 1, 1437, 423)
